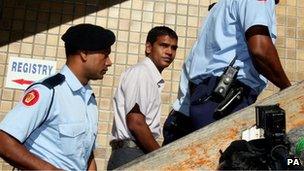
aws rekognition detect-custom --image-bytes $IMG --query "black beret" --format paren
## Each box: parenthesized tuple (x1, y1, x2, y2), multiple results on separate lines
(61, 24, 115, 51)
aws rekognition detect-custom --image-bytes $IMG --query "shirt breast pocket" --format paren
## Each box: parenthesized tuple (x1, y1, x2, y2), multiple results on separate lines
(58, 123, 86, 156)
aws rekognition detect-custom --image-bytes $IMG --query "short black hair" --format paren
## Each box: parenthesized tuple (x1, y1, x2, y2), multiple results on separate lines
(64, 45, 78, 56)
(145, 26, 178, 56)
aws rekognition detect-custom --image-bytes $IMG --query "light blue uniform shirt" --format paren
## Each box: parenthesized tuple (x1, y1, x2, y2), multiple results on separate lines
(0, 65, 98, 170)
(173, 0, 277, 116)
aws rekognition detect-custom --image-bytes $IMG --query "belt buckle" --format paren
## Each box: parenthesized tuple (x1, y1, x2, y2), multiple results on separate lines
(125, 140, 136, 148)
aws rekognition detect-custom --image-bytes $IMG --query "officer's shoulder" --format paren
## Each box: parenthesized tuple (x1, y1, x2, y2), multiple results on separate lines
(41, 73, 65, 89)
(26, 73, 65, 91)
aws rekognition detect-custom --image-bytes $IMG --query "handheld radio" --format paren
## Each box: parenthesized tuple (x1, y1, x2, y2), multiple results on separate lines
(213, 56, 239, 100)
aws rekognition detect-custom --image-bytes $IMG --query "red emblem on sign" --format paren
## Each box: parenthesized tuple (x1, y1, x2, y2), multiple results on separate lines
(22, 89, 39, 106)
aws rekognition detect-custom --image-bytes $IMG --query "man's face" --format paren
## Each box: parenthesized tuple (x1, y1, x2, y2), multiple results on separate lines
(85, 49, 112, 80)
(145, 35, 178, 72)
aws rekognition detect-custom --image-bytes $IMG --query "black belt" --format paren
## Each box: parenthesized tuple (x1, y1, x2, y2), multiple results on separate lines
(189, 77, 214, 95)
(110, 139, 139, 149)
(190, 76, 253, 97)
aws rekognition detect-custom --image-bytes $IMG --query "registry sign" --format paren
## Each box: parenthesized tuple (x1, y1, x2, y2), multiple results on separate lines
(5, 56, 57, 90)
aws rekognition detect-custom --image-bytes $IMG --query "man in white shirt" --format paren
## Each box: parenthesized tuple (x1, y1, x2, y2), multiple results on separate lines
(107, 26, 178, 169)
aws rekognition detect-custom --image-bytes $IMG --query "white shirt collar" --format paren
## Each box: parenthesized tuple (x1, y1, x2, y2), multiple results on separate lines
(142, 57, 165, 87)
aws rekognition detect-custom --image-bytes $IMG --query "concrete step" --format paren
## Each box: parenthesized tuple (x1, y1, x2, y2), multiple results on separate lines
(121, 81, 304, 170)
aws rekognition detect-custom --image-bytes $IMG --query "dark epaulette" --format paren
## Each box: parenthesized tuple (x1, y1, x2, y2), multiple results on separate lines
(26, 73, 65, 91)
(41, 73, 65, 89)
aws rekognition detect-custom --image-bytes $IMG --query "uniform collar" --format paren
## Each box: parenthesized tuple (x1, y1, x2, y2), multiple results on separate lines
(60, 65, 94, 104)
(143, 57, 165, 88)
(60, 65, 89, 92)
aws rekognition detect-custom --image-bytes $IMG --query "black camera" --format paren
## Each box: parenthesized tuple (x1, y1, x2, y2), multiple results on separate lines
(255, 104, 303, 170)
(256, 104, 286, 144)
(219, 104, 303, 170)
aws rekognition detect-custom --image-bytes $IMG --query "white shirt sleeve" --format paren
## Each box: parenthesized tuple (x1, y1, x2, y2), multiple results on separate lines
(0, 84, 53, 142)
(121, 68, 153, 116)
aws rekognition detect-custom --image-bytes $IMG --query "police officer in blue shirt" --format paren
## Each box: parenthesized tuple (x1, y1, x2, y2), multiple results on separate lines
(163, 0, 291, 145)
(0, 24, 115, 170)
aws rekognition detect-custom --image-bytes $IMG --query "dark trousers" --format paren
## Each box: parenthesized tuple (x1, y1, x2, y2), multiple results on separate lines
(162, 110, 193, 146)
(107, 147, 144, 170)
(163, 76, 258, 145)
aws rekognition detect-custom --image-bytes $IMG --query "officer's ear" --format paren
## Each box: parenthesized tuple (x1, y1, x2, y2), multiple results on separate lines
(79, 51, 88, 62)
